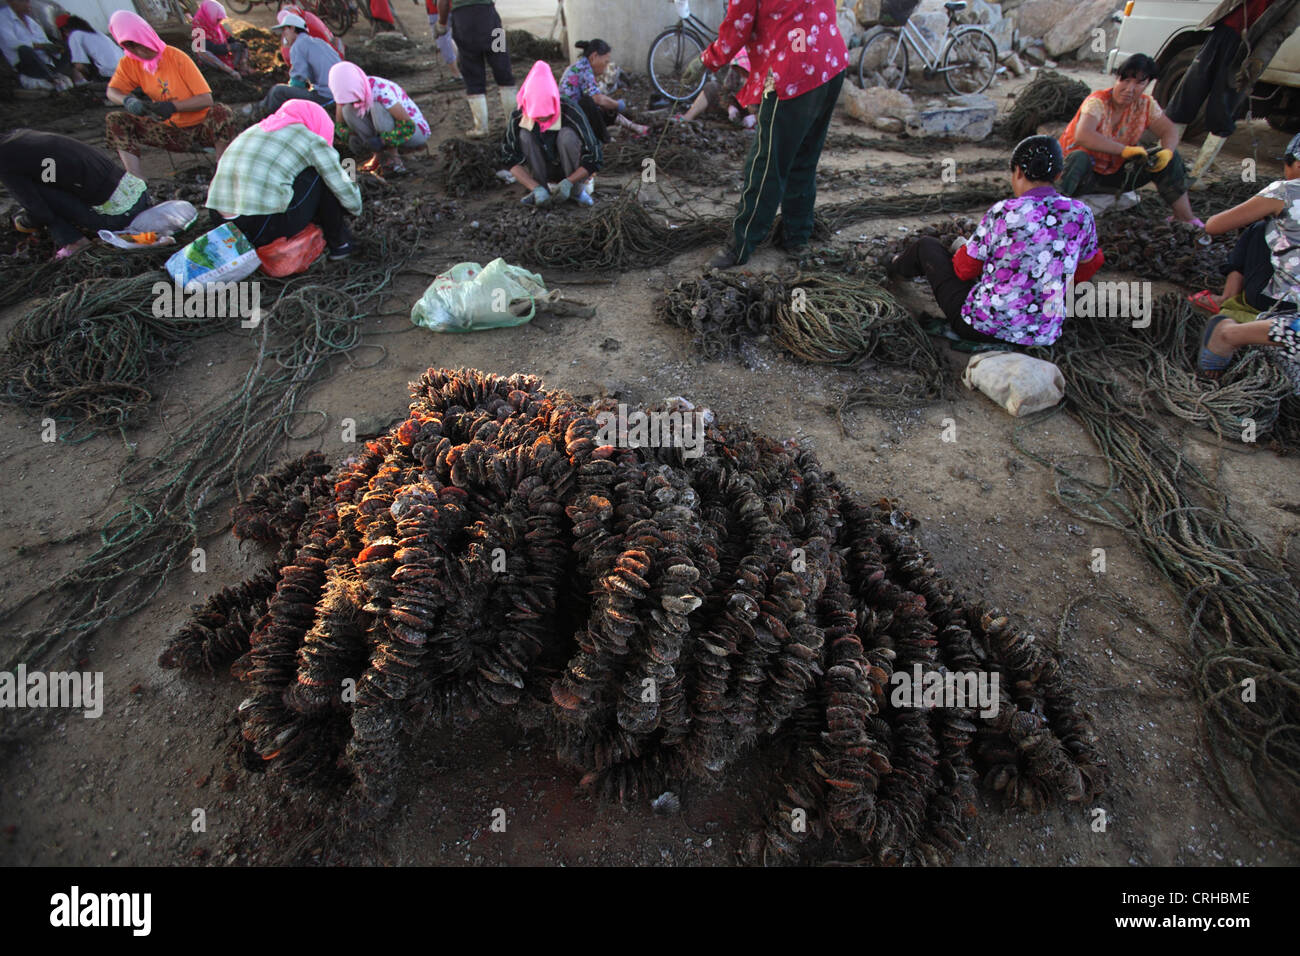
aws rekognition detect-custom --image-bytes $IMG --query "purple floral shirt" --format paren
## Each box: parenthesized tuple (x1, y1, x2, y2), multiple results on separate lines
(961, 186, 1099, 346)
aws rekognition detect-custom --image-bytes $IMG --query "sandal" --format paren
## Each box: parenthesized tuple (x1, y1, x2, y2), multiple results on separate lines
(53, 237, 91, 261)
(1188, 289, 1220, 314)
(1197, 314, 1232, 380)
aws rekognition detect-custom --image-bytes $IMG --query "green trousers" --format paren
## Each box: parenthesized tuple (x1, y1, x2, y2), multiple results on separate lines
(1058, 148, 1189, 207)
(730, 71, 845, 263)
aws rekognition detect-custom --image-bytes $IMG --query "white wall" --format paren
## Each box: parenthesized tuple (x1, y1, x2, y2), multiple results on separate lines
(561, 0, 728, 74)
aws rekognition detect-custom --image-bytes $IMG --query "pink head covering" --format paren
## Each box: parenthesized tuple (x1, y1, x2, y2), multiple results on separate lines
(518, 60, 561, 132)
(328, 61, 372, 113)
(259, 99, 335, 143)
(191, 1, 230, 45)
(109, 9, 166, 74)
(733, 47, 751, 73)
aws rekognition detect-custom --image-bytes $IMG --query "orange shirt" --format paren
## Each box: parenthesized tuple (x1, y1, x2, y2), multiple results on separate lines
(108, 46, 211, 128)
(1059, 89, 1163, 177)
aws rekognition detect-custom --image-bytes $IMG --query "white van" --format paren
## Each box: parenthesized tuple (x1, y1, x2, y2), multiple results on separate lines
(1107, 0, 1300, 130)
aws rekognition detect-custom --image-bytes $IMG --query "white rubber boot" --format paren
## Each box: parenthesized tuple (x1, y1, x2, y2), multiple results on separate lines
(1188, 133, 1227, 188)
(465, 94, 489, 138)
(498, 86, 517, 120)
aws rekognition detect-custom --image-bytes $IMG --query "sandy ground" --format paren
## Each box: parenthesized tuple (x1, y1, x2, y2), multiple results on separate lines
(0, 24, 1296, 866)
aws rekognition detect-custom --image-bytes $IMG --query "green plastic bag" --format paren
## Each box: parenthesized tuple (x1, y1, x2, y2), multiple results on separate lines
(410, 258, 549, 332)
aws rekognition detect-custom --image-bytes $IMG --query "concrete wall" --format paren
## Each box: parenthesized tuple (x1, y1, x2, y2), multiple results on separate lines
(562, 0, 727, 75)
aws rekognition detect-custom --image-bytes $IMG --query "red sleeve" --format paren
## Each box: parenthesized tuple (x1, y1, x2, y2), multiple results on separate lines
(701, 0, 757, 71)
(952, 243, 983, 282)
(1074, 249, 1104, 283)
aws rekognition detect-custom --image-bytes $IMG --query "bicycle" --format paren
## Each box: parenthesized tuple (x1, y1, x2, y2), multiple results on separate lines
(224, 0, 355, 38)
(646, 0, 715, 103)
(856, 0, 997, 96)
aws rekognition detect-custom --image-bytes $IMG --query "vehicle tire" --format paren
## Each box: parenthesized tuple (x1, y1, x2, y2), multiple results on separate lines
(1154, 44, 1205, 140)
(857, 27, 908, 91)
(942, 27, 997, 95)
(1266, 111, 1300, 133)
(226, 0, 254, 12)
(647, 28, 707, 102)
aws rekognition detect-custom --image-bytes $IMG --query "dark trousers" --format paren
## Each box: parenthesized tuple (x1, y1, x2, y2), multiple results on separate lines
(0, 173, 149, 246)
(452, 3, 514, 95)
(729, 70, 845, 261)
(1165, 23, 1246, 137)
(1222, 220, 1293, 311)
(219, 168, 349, 249)
(1058, 148, 1189, 207)
(261, 84, 334, 115)
(517, 126, 582, 184)
(895, 236, 1004, 343)
(15, 44, 74, 82)
(577, 94, 610, 143)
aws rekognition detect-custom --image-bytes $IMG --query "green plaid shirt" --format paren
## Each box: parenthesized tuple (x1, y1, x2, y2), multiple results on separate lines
(205, 123, 362, 218)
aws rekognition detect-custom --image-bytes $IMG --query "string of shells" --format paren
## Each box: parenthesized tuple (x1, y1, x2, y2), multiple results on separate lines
(162, 368, 1107, 864)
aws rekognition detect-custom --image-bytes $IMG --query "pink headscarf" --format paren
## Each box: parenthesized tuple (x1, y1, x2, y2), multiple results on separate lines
(109, 9, 166, 74)
(191, 1, 230, 46)
(518, 60, 561, 132)
(733, 47, 751, 73)
(328, 61, 372, 113)
(259, 99, 335, 143)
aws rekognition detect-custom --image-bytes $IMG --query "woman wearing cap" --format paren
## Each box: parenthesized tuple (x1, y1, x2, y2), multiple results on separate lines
(1195, 131, 1300, 388)
(0, 127, 150, 260)
(888, 136, 1105, 348)
(328, 62, 429, 177)
(559, 39, 648, 142)
(262, 11, 340, 115)
(676, 47, 755, 129)
(189, 1, 250, 79)
(278, 4, 345, 68)
(104, 11, 236, 179)
(502, 60, 602, 207)
(205, 99, 361, 259)
(56, 14, 123, 82)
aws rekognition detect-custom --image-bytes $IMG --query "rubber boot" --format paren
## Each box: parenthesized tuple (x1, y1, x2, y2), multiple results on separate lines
(498, 86, 517, 120)
(1188, 133, 1227, 188)
(465, 94, 489, 138)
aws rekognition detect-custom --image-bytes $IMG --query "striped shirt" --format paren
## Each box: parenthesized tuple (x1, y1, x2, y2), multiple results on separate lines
(205, 122, 361, 218)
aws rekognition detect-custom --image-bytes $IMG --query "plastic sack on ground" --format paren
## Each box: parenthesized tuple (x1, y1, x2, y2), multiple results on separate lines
(165, 222, 260, 289)
(411, 258, 548, 332)
(98, 200, 200, 249)
(257, 223, 325, 277)
(962, 351, 1065, 417)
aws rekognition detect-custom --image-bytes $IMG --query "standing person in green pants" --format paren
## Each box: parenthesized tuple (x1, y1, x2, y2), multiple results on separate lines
(701, 0, 849, 269)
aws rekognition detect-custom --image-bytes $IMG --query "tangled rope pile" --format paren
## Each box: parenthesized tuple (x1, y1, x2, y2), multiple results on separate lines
(1, 220, 417, 674)
(1015, 295, 1300, 835)
(437, 138, 505, 196)
(160, 368, 1107, 864)
(998, 71, 1092, 142)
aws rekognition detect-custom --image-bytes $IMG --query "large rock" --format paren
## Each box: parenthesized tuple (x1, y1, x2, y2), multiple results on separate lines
(1011, 0, 1077, 41)
(905, 92, 997, 139)
(988, 15, 1016, 52)
(838, 83, 917, 124)
(1075, 21, 1120, 62)
(1044, 0, 1120, 57)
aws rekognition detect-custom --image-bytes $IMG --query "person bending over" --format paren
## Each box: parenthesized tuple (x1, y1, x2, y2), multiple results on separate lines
(328, 62, 430, 177)
(502, 60, 603, 207)
(560, 38, 649, 141)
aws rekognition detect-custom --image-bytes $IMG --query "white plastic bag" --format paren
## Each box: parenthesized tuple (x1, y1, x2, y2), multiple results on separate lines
(962, 351, 1065, 417)
(164, 222, 261, 290)
(97, 200, 199, 249)
(410, 258, 548, 332)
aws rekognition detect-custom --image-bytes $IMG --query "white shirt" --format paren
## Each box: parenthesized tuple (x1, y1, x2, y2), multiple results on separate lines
(68, 30, 123, 78)
(0, 6, 53, 68)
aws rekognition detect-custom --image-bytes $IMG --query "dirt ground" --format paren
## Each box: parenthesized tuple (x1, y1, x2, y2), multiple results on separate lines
(0, 14, 1296, 867)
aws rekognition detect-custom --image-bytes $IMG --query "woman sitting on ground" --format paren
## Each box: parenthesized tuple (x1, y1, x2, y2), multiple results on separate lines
(1195, 131, 1300, 387)
(677, 47, 755, 129)
(104, 10, 235, 179)
(888, 136, 1104, 348)
(55, 14, 123, 82)
(559, 38, 648, 141)
(0, 128, 151, 260)
(503, 60, 603, 207)
(327, 62, 430, 177)
(205, 99, 362, 260)
(189, 1, 251, 79)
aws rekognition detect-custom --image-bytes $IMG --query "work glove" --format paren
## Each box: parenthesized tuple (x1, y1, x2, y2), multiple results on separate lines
(683, 57, 705, 84)
(522, 184, 551, 206)
(555, 178, 573, 201)
(1120, 145, 1148, 161)
(616, 98, 627, 111)
(1148, 148, 1173, 172)
(147, 100, 177, 119)
(435, 20, 449, 36)
(123, 95, 148, 116)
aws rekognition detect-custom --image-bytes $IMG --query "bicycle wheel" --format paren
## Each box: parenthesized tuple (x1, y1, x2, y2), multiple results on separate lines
(226, 0, 254, 13)
(942, 28, 997, 95)
(315, 0, 354, 37)
(647, 28, 707, 103)
(856, 28, 908, 91)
